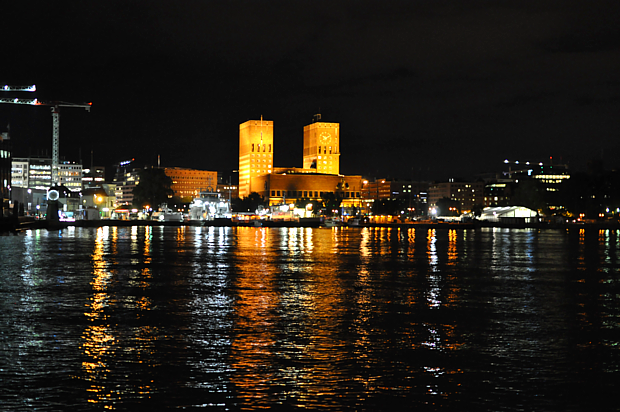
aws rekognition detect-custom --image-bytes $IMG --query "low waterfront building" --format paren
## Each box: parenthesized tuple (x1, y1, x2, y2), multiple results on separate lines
(251, 171, 363, 213)
(478, 206, 538, 224)
(81, 187, 116, 219)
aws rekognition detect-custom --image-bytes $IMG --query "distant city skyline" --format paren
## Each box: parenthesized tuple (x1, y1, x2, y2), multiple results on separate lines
(3, 1, 620, 181)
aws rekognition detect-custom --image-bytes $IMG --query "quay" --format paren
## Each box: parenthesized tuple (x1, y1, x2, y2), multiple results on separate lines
(4, 216, 620, 234)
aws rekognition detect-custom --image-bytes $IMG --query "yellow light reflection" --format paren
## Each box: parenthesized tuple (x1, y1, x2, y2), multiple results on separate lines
(78, 226, 157, 409)
(229, 229, 278, 409)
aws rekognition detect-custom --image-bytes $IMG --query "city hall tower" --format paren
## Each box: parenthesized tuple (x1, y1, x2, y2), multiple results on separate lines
(303, 119, 340, 175)
(239, 118, 273, 198)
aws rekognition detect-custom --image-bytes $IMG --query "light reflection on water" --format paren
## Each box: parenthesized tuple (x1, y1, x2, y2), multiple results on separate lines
(0, 226, 619, 411)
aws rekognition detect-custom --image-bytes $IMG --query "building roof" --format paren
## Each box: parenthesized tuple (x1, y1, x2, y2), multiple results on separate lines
(479, 206, 537, 219)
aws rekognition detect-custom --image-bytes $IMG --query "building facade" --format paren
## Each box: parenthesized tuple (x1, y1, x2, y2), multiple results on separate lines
(82, 166, 106, 188)
(428, 180, 484, 213)
(164, 167, 218, 200)
(58, 161, 83, 192)
(0, 131, 11, 213)
(115, 168, 140, 206)
(12, 157, 53, 190)
(362, 178, 429, 215)
(252, 172, 363, 210)
(303, 121, 340, 174)
(483, 181, 515, 207)
(239, 116, 364, 214)
(239, 118, 274, 198)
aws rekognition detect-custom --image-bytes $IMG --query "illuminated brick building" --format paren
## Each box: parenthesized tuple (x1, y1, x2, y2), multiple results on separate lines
(239, 117, 362, 211)
(238, 118, 273, 198)
(252, 171, 363, 210)
(164, 167, 218, 200)
(303, 121, 340, 174)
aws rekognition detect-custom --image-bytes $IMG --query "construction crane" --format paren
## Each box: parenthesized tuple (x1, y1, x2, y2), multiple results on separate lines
(2, 85, 37, 92)
(0, 85, 91, 184)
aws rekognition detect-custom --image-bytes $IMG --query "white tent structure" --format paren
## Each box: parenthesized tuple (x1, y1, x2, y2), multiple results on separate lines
(479, 206, 538, 223)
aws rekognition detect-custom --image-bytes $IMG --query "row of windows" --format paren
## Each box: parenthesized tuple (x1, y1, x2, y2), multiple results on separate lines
(270, 190, 361, 199)
(252, 143, 272, 153)
(168, 176, 215, 180)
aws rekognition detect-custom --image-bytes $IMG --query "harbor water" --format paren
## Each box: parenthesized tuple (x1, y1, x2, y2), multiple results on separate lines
(1, 226, 619, 411)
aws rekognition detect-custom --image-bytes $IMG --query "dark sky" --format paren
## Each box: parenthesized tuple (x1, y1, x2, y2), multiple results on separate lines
(2, 1, 620, 181)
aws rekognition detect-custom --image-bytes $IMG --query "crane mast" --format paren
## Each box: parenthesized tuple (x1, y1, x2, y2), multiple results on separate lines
(0, 86, 91, 185)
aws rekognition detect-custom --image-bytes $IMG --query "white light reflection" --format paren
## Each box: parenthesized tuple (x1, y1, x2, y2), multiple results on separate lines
(426, 229, 440, 308)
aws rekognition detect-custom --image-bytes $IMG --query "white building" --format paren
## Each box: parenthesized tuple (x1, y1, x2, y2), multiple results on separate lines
(479, 206, 538, 223)
(11, 157, 53, 190)
(11, 160, 29, 188)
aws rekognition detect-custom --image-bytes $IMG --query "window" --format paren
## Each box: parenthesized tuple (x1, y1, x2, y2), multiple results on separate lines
(269, 144, 271, 152)
(271, 190, 275, 196)
(252, 144, 254, 152)
(277, 191, 280, 196)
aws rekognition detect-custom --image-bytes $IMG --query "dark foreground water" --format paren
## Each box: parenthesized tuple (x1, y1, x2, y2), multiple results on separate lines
(1, 226, 619, 411)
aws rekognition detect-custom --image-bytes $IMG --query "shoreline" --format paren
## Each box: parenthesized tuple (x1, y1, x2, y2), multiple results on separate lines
(3, 217, 620, 233)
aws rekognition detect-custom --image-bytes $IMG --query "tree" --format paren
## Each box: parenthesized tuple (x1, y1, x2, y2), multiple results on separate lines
(321, 192, 343, 216)
(471, 203, 484, 219)
(511, 179, 545, 213)
(372, 198, 406, 215)
(436, 197, 460, 216)
(295, 198, 323, 216)
(132, 168, 174, 210)
(233, 192, 266, 213)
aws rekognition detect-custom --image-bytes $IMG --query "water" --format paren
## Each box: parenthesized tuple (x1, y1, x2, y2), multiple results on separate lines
(1, 226, 619, 411)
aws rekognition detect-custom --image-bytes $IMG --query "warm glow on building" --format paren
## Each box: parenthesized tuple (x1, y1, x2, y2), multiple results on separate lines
(303, 121, 340, 175)
(239, 118, 274, 198)
(163, 167, 218, 200)
(252, 173, 363, 209)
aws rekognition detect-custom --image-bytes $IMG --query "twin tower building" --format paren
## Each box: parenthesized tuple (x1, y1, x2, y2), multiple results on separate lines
(238, 117, 362, 210)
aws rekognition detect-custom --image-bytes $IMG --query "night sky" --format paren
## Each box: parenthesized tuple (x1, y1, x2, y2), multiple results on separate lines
(3, 1, 620, 182)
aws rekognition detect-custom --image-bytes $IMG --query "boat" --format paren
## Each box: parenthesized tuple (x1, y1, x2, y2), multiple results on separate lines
(152, 204, 184, 222)
(321, 217, 341, 228)
(347, 217, 363, 227)
(189, 190, 232, 225)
